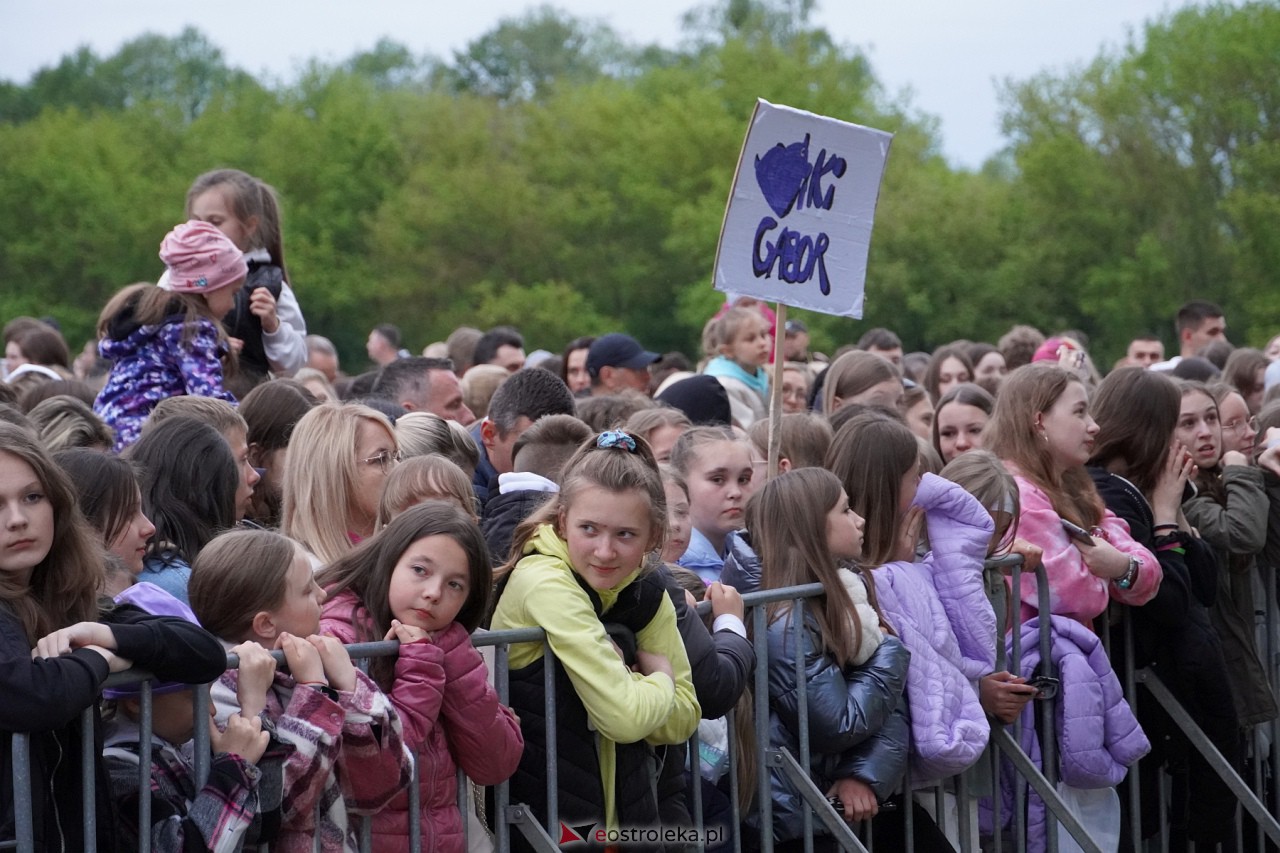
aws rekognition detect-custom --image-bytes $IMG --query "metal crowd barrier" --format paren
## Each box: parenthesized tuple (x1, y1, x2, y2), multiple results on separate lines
(8, 555, 1279, 852)
(1103, 559, 1280, 853)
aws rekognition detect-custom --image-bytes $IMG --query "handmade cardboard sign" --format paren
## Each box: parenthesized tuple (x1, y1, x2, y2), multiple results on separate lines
(712, 99, 893, 318)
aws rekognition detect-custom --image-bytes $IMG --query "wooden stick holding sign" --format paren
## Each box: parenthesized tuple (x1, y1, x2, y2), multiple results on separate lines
(767, 303, 787, 479)
(712, 99, 893, 481)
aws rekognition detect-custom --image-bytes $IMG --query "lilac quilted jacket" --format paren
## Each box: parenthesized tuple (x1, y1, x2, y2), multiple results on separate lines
(870, 473, 996, 783)
(998, 615, 1150, 851)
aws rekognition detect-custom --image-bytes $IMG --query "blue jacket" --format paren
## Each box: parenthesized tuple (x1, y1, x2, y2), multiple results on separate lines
(677, 528, 726, 583)
(760, 612, 910, 842)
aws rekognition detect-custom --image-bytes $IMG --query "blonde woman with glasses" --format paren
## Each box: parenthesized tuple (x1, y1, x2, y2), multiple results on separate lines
(282, 403, 400, 566)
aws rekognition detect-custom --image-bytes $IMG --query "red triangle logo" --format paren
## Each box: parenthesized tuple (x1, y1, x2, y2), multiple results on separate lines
(559, 822, 586, 844)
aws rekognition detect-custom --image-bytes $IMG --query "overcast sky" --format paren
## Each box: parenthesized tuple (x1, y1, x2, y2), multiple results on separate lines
(3, 0, 1204, 168)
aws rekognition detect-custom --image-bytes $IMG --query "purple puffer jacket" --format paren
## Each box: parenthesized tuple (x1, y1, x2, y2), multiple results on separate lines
(998, 615, 1149, 852)
(95, 310, 235, 452)
(870, 473, 996, 783)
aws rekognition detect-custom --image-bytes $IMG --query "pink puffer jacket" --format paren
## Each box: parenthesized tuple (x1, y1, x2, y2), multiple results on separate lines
(321, 590, 523, 852)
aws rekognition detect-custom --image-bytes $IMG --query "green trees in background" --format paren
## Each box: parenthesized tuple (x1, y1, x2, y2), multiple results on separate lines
(1, 1, 1276, 369)
(994, 1, 1280, 358)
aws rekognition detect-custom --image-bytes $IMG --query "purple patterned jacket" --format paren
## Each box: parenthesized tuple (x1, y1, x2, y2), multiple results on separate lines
(94, 305, 235, 452)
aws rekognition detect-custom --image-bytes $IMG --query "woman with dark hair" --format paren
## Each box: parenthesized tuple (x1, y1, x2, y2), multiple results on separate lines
(1223, 347, 1268, 414)
(965, 342, 1007, 395)
(238, 378, 317, 526)
(560, 335, 595, 395)
(986, 363, 1162, 624)
(53, 449, 156, 595)
(932, 383, 995, 464)
(127, 415, 239, 604)
(7, 323, 71, 371)
(1177, 381, 1279, 732)
(923, 344, 974, 402)
(1087, 367, 1240, 847)
(0, 422, 225, 851)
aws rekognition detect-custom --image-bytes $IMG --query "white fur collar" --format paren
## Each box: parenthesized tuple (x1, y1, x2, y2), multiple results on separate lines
(838, 567, 884, 666)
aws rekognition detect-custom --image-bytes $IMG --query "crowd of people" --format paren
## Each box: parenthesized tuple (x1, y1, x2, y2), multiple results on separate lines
(3, 167, 1280, 852)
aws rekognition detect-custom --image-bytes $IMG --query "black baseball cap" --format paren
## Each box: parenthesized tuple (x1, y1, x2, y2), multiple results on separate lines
(586, 333, 660, 378)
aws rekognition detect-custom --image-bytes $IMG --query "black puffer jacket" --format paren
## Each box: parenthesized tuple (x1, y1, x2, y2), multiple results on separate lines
(222, 260, 284, 380)
(763, 616, 909, 842)
(1090, 467, 1241, 841)
(718, 529, 762, 594)
(504, 570, 674, 851)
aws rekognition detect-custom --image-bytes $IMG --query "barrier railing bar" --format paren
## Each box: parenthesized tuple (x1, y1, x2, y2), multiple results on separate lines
(688, 725, 706, 853)
(726, 705, 743, 853)
(493, 639, 511, 853)
(1268, 564, 1280, 822)
(540, 641, 557, 842)
(1254, 727, 1265, 852)
(505, 803, 560, 853)
(1134, 667, 1280, 847)
(769, 747, 869, 852)
(1121, 609, 1140, 850)
(9, 733, 32, 853)
(407, 751, 421, 853)
(1009, 558, 1027, 853)
(192, 685, 211, 789)
(753, 603, 772, 853)
(990, 728, 1104, 853)
(902, 761, 914, 850)
(791, 597, 813, 853)
(357, 814, 371, 853)
(80, 706, 96, 853)
(1032, 565, 1058, 853)
(137, 679, 152, 853)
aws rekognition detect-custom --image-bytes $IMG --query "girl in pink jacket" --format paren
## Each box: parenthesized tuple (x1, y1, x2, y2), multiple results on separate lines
(986, 363, 1161, 625)
(318, 501, 523, 852)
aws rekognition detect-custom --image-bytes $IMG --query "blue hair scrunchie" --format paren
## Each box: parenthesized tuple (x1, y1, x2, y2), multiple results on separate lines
(596, 430, 637, 452)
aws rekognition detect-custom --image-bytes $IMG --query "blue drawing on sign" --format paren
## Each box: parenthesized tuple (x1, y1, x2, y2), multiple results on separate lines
(751, 133, 846, 296)
(754, 136, 812, 218)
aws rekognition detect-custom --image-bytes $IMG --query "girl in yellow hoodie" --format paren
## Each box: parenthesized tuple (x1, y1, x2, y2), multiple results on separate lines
(491, 429, 700, 850)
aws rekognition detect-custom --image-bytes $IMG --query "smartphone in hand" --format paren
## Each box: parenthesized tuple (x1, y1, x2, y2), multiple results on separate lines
(1061, 519, 1095, 546)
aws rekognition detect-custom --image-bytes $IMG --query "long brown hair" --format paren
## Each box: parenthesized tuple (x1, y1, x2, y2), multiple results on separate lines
(1088, 367, 1180, 496)
(0, 423, 101, 642)
(97, 282, 229, 349)
(984, 363, 1103, 527)
(317, 501, 492, 690)
(189, 529, 298, 641)
(825, 412, 919, 566)
(186, 169, 290, 281)
(821, 350, 900, 415)
(1180, 380, 1228, 503)
(747, 467, 884, 668)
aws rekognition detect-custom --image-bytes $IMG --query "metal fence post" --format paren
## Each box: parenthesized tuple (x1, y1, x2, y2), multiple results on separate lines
(752, 604, 772, 853)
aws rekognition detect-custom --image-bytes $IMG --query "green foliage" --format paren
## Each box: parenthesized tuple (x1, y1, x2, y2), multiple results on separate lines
(996, 1, 1280, 360)
(2, 2, 1277, 371)
(440, 281, 616, 352)
(437, 5, 635, 101)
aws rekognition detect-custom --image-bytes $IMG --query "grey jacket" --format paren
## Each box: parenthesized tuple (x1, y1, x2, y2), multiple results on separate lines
(1185, 464, 1278, 727)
